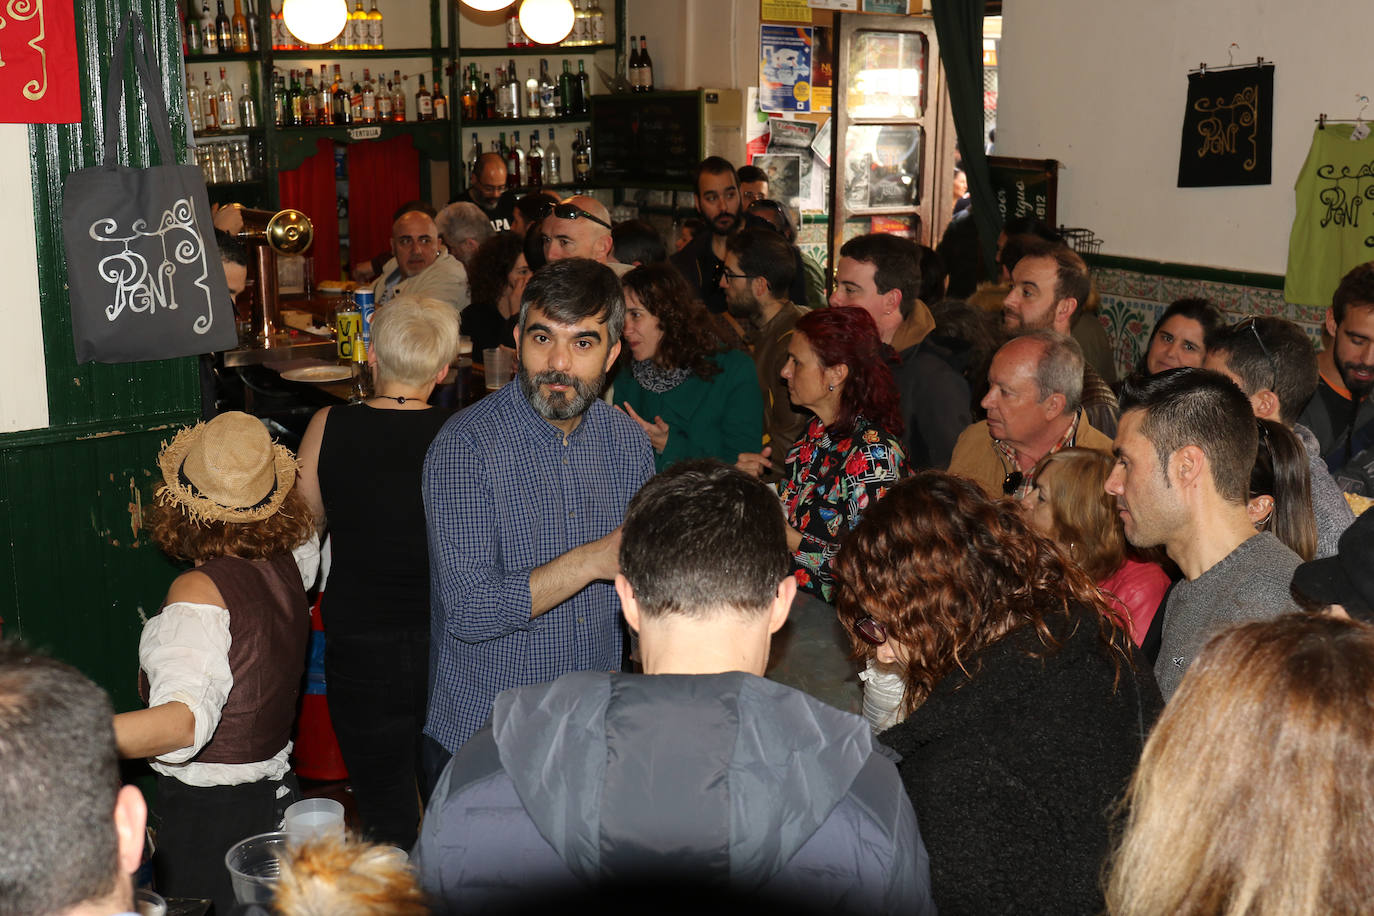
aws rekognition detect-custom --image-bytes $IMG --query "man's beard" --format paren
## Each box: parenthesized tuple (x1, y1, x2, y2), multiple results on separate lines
(726, 290, 760, 322)
(519, 366, 605, 420)
(1339, 358, 1374, 397)
(710, 210, 741, 236)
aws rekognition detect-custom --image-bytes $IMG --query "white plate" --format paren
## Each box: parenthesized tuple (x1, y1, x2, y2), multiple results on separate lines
(281, 365, 352, 383)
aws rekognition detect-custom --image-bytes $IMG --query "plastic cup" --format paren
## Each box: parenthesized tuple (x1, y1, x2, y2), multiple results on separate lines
(224, 831, 289, 905)
(283, 797, 345, 844)
(134, 888, 167, 916)
(484, 347, 513, 390)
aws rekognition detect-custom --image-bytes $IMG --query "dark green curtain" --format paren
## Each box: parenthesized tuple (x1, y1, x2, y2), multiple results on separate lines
(932, 0, 999, 283)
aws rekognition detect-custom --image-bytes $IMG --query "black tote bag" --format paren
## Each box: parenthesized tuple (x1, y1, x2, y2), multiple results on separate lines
(62, 11, 236, 364)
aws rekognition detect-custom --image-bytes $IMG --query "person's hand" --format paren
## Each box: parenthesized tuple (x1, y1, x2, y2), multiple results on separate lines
(211, 203, 243, 235)
(735, 447, 773, 478)
(623, 403, 669, 453)
(586, 526, 623, 581)
(785, 522, 803, 552)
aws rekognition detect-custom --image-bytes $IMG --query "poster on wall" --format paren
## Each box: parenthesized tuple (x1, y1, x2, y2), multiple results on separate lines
(760, 25, 813, 113)
(1176, 63, 1275, 187)
(751, 153, 802, 201)
(761, 0, 813, 23)
(0, 0, 81, 122)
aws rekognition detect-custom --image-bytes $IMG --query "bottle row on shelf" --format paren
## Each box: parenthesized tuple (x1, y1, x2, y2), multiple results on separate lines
(458, 59, 591, 122)
(182, 0, 391, 57)
(503, 0, 608, 49)
(468, 126, 591, 191)
(272, 65, 442, 128)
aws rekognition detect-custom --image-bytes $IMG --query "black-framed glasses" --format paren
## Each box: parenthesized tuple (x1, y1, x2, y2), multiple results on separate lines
(1002, 470, 1025, 496)
(551, 203, 612, 230)
(720, 268, 750, 281)
(854, 615, 888, 646)
(1236, 315, 1278, 392)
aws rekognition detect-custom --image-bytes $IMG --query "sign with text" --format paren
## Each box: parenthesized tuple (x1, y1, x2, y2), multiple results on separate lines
(987, 156, 1059, 228)
(1177, 64, 1274, 187)
(0, 0, 80, 122)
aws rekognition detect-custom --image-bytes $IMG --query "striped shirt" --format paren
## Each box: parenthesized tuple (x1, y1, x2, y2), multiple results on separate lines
(422, 381, 654, 753)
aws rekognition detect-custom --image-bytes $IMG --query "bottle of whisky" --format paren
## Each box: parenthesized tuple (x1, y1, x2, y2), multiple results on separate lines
(479, 72, 496, 120)
(315, 63, 332, 124)
(461, 66, 479, 121)
(573, 128, 591, 182)
(392, 70, 407, 121)
(432, 71, 449, 119)
(300, 68, 317, 125)
(415, 73, 433, 121)
(361, 69, 376, 123)
(331, 65, 350, 125)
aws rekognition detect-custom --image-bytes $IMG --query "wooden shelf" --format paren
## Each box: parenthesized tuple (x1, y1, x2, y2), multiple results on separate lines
(456, 114, 591, 128)
(270, 47, 440, 60)
(458, 43, 616, 57)
(185, 51, 260, 64)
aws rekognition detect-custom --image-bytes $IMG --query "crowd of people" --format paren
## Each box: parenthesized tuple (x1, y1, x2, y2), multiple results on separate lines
(6, 153, 1374, 916)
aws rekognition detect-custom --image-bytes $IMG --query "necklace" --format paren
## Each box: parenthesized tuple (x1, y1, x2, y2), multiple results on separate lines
(373, 394, 417, 404)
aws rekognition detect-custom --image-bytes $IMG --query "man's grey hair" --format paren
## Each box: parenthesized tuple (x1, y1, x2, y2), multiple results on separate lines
(1021, 329, 1084, 414)
(436, 201, 494, 248)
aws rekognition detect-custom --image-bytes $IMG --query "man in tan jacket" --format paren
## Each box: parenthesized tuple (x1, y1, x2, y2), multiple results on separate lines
(948, 330, 1113, 498)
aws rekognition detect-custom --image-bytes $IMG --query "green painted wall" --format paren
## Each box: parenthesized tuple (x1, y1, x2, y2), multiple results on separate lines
(0, 0, 198, 711)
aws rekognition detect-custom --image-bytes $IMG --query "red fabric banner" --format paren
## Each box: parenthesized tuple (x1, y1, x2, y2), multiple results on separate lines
(0, 0, 81, 123)
(346, 134, 420, 275)
(277, 139, 341, 285)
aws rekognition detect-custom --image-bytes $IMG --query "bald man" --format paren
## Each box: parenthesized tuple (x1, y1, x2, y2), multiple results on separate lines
(372, 205, 469, 313)
(464, 152, 517, 232)
(541, 196, 632, 276)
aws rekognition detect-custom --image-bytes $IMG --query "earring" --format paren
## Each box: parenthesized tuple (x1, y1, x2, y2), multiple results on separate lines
(828, 384, 834, 391)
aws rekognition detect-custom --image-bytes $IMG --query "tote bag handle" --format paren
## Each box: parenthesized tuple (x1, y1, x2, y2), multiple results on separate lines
(103, 11, 176, 169)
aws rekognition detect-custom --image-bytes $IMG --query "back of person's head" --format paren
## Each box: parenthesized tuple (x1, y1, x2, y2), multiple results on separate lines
(611, 219, 667, 266)
(736, 164, 768, 187)
(1250, 418, 1317, 561)
(522, 216, 547, 270)
(930, 298, 1001, 408)
(743, 198, 795, 241)
(1001, 216, 1061, 244)
(520, 257, 625, 345)
(917, 245, 947, 305)
(619, 461, 789, 619)
(838, 233, 925, 318)
(0, 642, 126, 916)
(1011, 236, 1091, 307)
(391, 199, 437, 223)
(271, 833, 429, 916)
(1030, 447, 1124, 581)
(1015, 328, 1085, 414)
(1332, 261, 1374, 324)
(725, 226, 796, 298)
(694, 155, 738, 195)
(1120, 368, 1258, 504)
(371, 295, 460, 387)
(436, 200, 494, 247)
(469, 231, 525, 307)
(216, 228, 250, 267)
(1209, 317, 1319, 426)
(1106, 613, 1374, 916)
(514, 191, 554, 226)
(796, 306, 903, 438)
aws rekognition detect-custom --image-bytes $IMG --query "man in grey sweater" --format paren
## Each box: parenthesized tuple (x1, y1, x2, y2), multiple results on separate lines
(1204, 316, 1354, 557)
(1107, 369, 1301, 700)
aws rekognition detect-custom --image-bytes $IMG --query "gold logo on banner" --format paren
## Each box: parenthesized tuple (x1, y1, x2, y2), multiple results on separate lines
(0, 0, 51, 101)
(1194, 85, 1259, 170)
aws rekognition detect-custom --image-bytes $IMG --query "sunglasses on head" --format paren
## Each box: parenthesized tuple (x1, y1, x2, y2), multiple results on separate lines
(551, 203, 612, 230)
(1235, 315, 1278, 392)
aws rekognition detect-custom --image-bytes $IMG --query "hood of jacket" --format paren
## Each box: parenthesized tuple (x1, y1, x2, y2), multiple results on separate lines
(489, 670, 880, 890)
(889, 298, 937, 353)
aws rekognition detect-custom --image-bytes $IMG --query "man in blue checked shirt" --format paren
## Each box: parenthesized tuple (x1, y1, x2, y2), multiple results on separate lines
(421, 258, 655, 790)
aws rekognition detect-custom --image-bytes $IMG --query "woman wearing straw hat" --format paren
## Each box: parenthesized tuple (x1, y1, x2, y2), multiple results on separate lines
(113, 410, 318, 913)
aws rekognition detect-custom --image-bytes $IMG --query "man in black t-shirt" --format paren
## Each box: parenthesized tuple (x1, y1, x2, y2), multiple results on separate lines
(462, 152, 517, 232)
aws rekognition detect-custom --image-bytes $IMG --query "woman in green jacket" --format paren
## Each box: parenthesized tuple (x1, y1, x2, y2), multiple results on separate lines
(618, 263, 763, 472)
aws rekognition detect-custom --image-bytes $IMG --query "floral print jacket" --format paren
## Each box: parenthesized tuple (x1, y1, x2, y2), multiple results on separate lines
(780, 415, 908, 602)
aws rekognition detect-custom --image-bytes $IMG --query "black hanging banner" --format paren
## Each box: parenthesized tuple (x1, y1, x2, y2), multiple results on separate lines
(1177, 64, 1274, 187)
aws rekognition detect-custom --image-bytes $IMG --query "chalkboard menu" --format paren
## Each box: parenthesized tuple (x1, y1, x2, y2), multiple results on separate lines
(987, 156, 1059, 228)
(591, 91, 704, 188)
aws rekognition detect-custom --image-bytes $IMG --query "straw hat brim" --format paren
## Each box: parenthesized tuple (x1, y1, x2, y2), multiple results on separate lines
(155, 420, 298, 525)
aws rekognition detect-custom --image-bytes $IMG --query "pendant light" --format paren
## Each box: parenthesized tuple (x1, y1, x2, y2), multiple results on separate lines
(519, 0, 576, 45)
(282, 0, 348, 45)
(461, 0, 518, 11)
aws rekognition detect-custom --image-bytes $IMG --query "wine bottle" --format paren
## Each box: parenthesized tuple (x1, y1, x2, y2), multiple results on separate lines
(506, 131, 521, 186)
(215, 0, 232, 54)
(479, 72, 496, 120)
(559, 60, 574, 115)
(639, 36, 654, 92)
(526, 130, 543, 189)
(576, 60, 589, 113)
(415, 73, 433, 121)
(629, 36, 642, 90)
(231, 0, 250, 52)
(185, 0, 204, 55)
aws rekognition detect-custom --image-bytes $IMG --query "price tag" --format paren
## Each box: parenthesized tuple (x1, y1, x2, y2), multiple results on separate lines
(348, 126, 382, 141)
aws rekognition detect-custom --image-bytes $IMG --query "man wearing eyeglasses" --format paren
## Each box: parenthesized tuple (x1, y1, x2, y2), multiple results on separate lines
(541, 195, 632, 276)
(372, 203, 470, 314)
(462, 152, 518, 232)
(414, 461, 934, 914)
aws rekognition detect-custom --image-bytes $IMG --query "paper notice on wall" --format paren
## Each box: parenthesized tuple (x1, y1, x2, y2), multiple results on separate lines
(760, 25, 814, 113)
(811, 117, 832, 166)
(745, 88, 771, 163)
(809, 0, 857, 8)
(761, 0, 814, 22)
(766, 118, 827, 211)
(811, 26, 833, 112)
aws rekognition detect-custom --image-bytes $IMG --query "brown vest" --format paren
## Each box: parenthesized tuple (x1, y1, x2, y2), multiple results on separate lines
(140, 552, 308, 765)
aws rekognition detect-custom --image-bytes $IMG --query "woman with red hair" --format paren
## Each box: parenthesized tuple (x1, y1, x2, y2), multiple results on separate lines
(743, 306, 907, 603)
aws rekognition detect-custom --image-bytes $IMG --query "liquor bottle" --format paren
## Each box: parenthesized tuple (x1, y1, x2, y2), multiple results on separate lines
(467, 133, 481, 186)
(494, 68, 510, 119)
(504, 6, 520, 48)
(231, 0, 250, 52)
(315, 64, 332, 124)
(628, 36, 641, 90)
(187, 72, 204, 131)
(524, 68, 539, 119)
(575, 60, 590, 113)
(201, 0, 219, 53)
(589, 0, 606, 44)
(215, 1, 232, 53)
(415, 73, 433, 121)
(479, 72, 496, 120)
(185, 0, 204, 55)
(269, 0, 285, 50)
(332, 65, 351, 124)
(569, 0, 587, 47)
(367, 0, 383, 50)
(460, 66, 479, 121)
(558, 60, 574, 115)
(378, 77, 394, 120)
(511, 131, 527, 187)
(432, 71, 449, 119)
(544, 126, 562, 184)
(299, 68, 316, 125)
(503, 62, 521, 118)
(497, 131, 508, 159)
(239, 81, 259, 127)
(345, 0, 365, 50)
(539, 59, 556, 117)
(361, 69, 376, 122)
(573, 128, 591, 182)
(350, 71, 363, 122)
(202, 72, 219, 130)
(217, 67, 238, 128)
(505, 131, 520, 185)
(272, 72, 286, 126)
(392, 70, 407, 121)
(289, 69, 304, 126)
(526, 130, 543, 189)
(639, 36, 654, 92)
(245, 0, 260, 51)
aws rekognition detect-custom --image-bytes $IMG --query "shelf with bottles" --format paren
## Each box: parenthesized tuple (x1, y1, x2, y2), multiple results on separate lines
(185, 50, 262, 63)
(271, 47, 439, 60)
(456, 43, 616, 58)
(459, 113, 590, 128)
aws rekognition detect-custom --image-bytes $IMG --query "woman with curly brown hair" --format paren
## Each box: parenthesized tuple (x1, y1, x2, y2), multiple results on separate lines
(113, 411, 317, 915)
(833, 471, 1162, 916)
(616, 262, 762, 472)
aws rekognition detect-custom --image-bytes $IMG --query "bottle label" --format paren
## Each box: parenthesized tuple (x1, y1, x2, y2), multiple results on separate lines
(368, 21, 382, 47)
(434, 96, 448, 119)
(593, 16, 606, 44)
(418, 95, 433, 116)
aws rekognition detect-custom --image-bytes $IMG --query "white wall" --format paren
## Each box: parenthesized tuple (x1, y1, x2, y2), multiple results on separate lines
(997, 0, 1374, 275)
(0, 125, 49, 433)
(627, 0, 757, 94)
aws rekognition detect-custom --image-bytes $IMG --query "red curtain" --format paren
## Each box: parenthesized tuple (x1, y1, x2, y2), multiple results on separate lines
(277, 139, 341, 284)
(346, 135, 421, 274)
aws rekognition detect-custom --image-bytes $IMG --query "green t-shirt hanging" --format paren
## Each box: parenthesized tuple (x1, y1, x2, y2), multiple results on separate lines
(1286, 124, 1374, 308)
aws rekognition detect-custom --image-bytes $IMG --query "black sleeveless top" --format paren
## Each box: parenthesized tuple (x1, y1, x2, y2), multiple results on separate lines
(318, 403, 452, 637)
